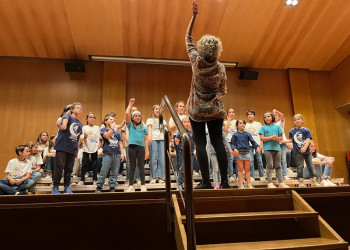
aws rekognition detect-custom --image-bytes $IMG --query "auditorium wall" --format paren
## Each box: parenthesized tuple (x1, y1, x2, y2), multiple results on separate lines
(0, 58, 348, 182)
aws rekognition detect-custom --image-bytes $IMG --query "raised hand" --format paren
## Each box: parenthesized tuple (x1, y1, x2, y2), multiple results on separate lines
(192, 1, 198, 15)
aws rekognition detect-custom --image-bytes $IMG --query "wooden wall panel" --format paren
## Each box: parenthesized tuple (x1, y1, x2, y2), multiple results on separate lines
(289, 69, 319, 145)
(0, 58, 103, 174)
(308, 71, 350, 181)
(330, 55, 350, 107)
(102, 62, 126, 123)
(125, 64, 294, 133)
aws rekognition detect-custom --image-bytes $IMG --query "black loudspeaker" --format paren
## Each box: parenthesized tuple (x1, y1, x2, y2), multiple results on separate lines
(239, 70, 259, 80)
(65, 62, 85, 73)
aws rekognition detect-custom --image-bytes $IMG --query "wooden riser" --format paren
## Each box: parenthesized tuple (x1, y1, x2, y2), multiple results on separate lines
(196, 237, 348, 250)
(181, 210, 318, 223)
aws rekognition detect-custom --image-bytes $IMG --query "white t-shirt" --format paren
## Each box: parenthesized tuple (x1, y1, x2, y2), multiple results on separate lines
(43, 147, 56, 156)
(5, 158, 32, 180)
(224, 119, 237, 142)
(169, 115, 187, 136)
(28, 155, 43, 170)
(275, 120, 287, 142)
(245, 121, 262, 145)
(146, 118, 167, 141)
(81, 125, 100, 153)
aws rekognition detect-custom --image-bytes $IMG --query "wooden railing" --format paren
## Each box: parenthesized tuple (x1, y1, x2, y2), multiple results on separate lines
(160, 95, 196, 250)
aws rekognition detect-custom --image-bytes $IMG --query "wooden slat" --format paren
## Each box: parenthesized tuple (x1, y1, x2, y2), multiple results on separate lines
(172, 194, 187, 250)
(181, 210, 318, 223)
(196, 237, 348, 250)
(292, 190, 316, 212)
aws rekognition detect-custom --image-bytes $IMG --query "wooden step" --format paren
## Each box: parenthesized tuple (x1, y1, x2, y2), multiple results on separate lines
(30, 183, 180, 193)
(196, 237, 348, 250)
(181, 210, 318, 223)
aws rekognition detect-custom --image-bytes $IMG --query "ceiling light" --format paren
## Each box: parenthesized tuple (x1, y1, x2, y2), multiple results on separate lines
(285, 0, 299, 6)
(89, 55, 238, 68)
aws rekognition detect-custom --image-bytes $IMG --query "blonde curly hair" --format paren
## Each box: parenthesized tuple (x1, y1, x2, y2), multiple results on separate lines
(197, 34, 223, 63)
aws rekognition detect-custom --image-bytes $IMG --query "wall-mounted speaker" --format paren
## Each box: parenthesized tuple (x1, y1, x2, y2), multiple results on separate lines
(65, 62, 85, 73)
(239, 70, 259, 80)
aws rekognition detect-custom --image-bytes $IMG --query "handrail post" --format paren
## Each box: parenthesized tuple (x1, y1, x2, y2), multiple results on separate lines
(183, 133, 196, 250)
(164, 125, 172, 232)
(160, 95, 196, 250)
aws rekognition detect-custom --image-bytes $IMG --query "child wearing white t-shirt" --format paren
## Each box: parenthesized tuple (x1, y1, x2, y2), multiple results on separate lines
(0, 145, 32, 195)
(147, 105, 167, 184)
(25, 141, 43, 190)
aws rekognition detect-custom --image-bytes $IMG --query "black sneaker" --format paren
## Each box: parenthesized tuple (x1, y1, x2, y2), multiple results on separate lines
(194, 182, 213, 189)
(109, 187, 115, 192)
(95, 187, 102, 193)
(220, 180, 230, 189)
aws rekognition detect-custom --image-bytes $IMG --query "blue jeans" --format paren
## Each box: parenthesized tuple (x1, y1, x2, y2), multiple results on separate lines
(25, 172, 42, 189)
(292, 152, 315, 179)
(322, 164, 333, 178)
(249, 147, 264, 178)
(151, 140, 165, 178)
(45, 156, 55, 171)
(0, 179, 30, 195)
(280, 143, 288, 177)
(96, 153, 121, 188)
(227, 151, 238, 177)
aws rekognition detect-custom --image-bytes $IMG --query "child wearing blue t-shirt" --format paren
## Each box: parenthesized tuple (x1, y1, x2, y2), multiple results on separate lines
(125, 98, 149, 192)
(259, 112, 289, 188)
(288, 114, 319, 187)
(52, 102, 83, 194)
(95, 114, 124, 192)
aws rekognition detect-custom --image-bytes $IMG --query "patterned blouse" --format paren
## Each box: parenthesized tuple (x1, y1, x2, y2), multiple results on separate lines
(185, 35, 227, 122)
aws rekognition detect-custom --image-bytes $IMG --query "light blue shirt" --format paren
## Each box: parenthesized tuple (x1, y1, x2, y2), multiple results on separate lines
(259, 124, 283, 151)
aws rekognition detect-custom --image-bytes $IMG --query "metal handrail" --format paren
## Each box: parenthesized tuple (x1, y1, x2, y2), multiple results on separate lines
(160, 95, 196, 250)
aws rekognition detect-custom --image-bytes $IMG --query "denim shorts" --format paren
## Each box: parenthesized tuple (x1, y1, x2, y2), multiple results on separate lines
(235, 153, 251, 161)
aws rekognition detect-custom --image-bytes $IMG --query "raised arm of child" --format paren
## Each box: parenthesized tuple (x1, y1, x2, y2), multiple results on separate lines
(125, 98, 135, 124)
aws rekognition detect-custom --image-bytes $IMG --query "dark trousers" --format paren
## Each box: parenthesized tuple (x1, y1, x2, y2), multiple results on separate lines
(190, 118, 228, 184)
(53, 150, 75, 188)
(128, 145, 146, 185)
(81, 152, 98, 182)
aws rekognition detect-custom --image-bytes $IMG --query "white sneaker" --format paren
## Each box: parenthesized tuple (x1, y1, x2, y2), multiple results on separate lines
(327, 179, 337, 187)
(321, 179, 328, 186)
(150, 178, 156, 184)
(267, 183, 277, 188)
(85, 173, 89, 178)
(260, 177, 266, 181)
(238, 184, 245, 189)
(77, 181, 84, 185)
(125, 185, 135, 192)
(283, 176, 291, 180)
(136, 179, 141, 187)
(250, 177, 255, 182)
(247, 184, 255, 189)
(229, 176, 236, 183)
(141, 185, 147, 192)
(158, 179, 165, 184)
(193, 171, 200, 176)
(279, 183, 289, 188)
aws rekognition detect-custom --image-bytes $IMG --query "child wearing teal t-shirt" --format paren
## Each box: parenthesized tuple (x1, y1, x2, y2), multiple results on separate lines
(259, 112, 289, 188)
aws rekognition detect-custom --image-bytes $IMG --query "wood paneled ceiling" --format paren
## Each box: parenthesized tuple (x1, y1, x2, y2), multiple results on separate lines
(0, 0, 349, 70)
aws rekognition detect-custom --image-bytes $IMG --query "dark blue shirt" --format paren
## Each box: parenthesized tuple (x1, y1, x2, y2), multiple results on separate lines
(101, 128, 123, 154)
(176, 130, 195, 153)
(289, 127, 312, 154)
(55, 114, 82, 154)
(230, 131, 259, 151)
